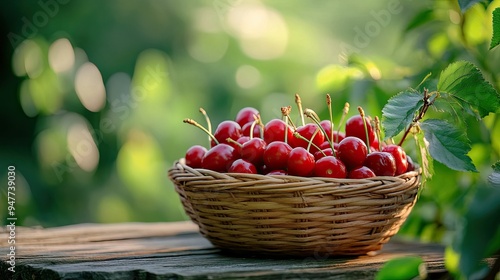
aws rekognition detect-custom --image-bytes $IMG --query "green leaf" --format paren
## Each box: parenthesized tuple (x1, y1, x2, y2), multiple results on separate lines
(414, 129, 433, 182)
(375, 256, 426, 280)
(437, 61, 500, 118)
(491, 8, 500, 49)
(488, 161, 500, 187)
(382, 90, 424, 139)
(420, 119, 478, 172)
(458, 186, 500, 278)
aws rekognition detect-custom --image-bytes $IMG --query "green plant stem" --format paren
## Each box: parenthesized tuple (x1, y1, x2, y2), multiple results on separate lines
(398, 89, 435, 146)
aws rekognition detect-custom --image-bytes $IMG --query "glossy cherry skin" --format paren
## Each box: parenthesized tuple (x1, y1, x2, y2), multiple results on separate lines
(264, 119, 293, 144)
(314, 156, 347, 178)
(287, 147, 315, 176)
(320, 120, 345, 143)
(364, 151, 396, 176)
(185, 145, 207, 168)
(345, 115, 376, 147)
(382, 144, 408, 175)
(406, 156, 416, 172)
(235, 107, 259, 127)
(213, 120, 242, 146)
(267, 170, 287, 175)
(314, 148, 335, 161)
(201, 143, 238, 172)
(228, 159, 257, 174)
(241, 138, 266, 166)
(291, 123, 325, 153)
(348, 166, 376, 179)
(319, 141, 339, 151)
(228, 136, 249, 155)
(263, 141, 292, 171)
(337, 136, 368, 170)
(241, 122, 262, 138)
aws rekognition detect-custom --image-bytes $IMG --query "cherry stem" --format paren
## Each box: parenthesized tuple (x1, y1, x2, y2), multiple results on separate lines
(226, 137, 243, 148)
(199, 108, 212, 145)
(398, 89, 436, 146)
(183, 118, 219, 145)
(357, 106, 371, 154)
(253, 114, 264, 139)
(304, 108, 336, 157)
(295, 93, 305, 127)
(281, 106, 292, 144)
(326, 94, 334, 143)
(281, 106, 296, 129)
(336, 102, 350, 143)
(249, 114, 260, 139)
(293, 131, 323, 154)
(374, 116, 382, 151)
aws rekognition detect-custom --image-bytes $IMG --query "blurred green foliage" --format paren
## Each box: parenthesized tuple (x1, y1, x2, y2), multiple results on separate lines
(0, 2, 499, 271)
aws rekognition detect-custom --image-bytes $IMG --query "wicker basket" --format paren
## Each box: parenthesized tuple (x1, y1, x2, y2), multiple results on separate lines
(168, 159, 421, 257)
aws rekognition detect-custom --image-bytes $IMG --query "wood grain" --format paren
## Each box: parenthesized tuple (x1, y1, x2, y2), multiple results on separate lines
(0, 221, 456, 279)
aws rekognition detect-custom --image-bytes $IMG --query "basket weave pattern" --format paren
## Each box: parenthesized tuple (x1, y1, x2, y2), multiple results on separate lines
(168, 160, 421, 256)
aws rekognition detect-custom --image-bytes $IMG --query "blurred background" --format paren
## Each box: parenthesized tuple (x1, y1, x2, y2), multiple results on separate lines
(0, 0, 499, 248)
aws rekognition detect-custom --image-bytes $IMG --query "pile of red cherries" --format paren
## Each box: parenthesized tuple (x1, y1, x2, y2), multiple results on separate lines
(183, 103, 415, 179)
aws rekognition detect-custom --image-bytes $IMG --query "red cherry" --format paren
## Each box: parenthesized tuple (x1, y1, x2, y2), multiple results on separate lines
(406, 156, 416, 172)
(319, 141, 339, 151)
(259, 164, 270, 175)
(228, 159, 257, 174)
(235, 107, 259, 127)
(263, 141, 292, 170)
(345, 115, 376, 147)
(241, 122, 262, 138)
(313, 148, 335, 161)
(201, 143, 238, 172)
(319, 120, 345, 143)
(348, 166, 376, 179)
(213, 120, 242, 146)
(290, 123, 325, 153)
(264, 119, 293, 144)
(185, 145, 207, 168)
(364, 151, 396, 176)
(382, 144, 408, 175)
(267, 170, 287, 175)
(287, 147, 315, 176)
(370, 138, 380, 152)
(241, 138, 266, 166)
(336, 136, 368, 170)
(320, 120, 333, 141)
(314, 156, 347, 178)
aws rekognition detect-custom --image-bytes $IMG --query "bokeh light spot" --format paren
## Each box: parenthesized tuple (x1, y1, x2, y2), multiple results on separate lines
(19, 80, 38, 117)
(235, 65, 261, 88)
(188, 32, 229, 63)
(227, 3, 288, 60)
(75, 62, 106, 112)
(49, 38, 75, 73)
(12, 39, 44, 78)
(67, 122, 100, 172)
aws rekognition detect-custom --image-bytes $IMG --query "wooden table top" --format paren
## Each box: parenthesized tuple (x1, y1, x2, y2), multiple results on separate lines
(0, 221, 451, 279)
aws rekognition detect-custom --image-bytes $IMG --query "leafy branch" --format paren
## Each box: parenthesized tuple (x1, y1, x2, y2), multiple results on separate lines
(382, 60, 500, 180)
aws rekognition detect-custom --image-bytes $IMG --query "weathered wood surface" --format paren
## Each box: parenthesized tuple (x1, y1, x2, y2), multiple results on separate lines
(0, 221, 452, 279)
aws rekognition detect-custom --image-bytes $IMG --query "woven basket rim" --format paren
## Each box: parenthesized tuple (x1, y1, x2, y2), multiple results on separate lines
(169, 159, 422, 196)
(170, 158, 420, 182)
